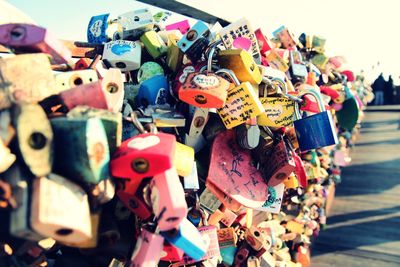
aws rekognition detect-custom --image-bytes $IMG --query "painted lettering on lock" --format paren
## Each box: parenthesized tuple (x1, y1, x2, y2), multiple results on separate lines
(193, 74, 220, 88)
(90, 20, 103, 38)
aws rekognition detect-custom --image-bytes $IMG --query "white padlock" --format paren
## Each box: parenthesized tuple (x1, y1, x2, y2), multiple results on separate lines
(54, 69, 98, 93)
(102, 40, 141, 72)
(118, 8, 154, 40)
(101, 68, 124, 112)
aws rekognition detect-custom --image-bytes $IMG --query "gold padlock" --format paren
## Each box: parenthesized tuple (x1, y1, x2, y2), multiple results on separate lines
(217, 49, 262, 85)
(284, 174, 299, 189)
(173, 142, 195, 177)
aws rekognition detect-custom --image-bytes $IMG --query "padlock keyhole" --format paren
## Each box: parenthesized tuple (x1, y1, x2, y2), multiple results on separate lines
(10, 26, 26, 41)
(254, 230, 260, 237)
(73, 77, 83, 86)
(106, 82, 119, 94)
(134, 16, 140, 22)
(193, 116, 205, 128)
(186, 30, 198, 41)
(28, 132, 47, 150)
(116, 62, 127, 69)
(194, 95, 207, 105)
(131, 158, 149, 173)
(56, 228, 73, 236)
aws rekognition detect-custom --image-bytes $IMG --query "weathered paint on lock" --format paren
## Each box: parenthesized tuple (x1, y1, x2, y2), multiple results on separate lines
(179, 72, 230, 108)
(140, 30, 167, 59)
(12, 103, 53, 177)
(136, 75, 171, 107)
(130, 229, 164, 267)
(102, 40, 141, 72)
(257, 97, 295, 127)
(0, 53, 56, 110)
(30, 174, 92, 244)
(160, 218, 207, 261)
(60, 81, 108, 111)
(54, 69, 98, 93)
(207, 130, 269, 208)
(217, 49, 262, 85)
(219, 18, 262, 64)
(151, 168, 188, 232)
(137, 61, 164, 84)
(87, 13, 110, 44)
(0, 23, 72, 64)
(51, 117, 110, 184)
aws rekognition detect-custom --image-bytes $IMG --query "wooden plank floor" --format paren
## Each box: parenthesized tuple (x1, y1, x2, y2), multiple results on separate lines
(311, 110, 400, 267)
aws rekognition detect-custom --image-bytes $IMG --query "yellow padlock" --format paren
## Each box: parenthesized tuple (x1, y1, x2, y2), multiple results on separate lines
(166, 32, 184, 73)
(286, 221, 304, 235)
(174, 142, 194, 177)
(265, 49, 289, 72)
(217, 49, 262, 85)
(140, 30, 168, 59)
(284, 174, 299, 189)
(257, 97, 295, 127)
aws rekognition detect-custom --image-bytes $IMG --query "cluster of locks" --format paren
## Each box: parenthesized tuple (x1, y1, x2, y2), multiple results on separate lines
(0, 7, 373, 267)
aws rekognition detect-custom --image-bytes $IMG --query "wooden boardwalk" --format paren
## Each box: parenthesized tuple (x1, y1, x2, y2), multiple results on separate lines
(311, 110, 400, 267)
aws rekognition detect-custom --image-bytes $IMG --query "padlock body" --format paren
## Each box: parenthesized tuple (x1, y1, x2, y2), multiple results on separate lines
(55, 69, 98, 93)
(102, 40, 141, 72)
(136, 75, 171, 107)
(87, 14, 110, 44)
(130, 229, 164, 267)
(140, 30, 167, 59)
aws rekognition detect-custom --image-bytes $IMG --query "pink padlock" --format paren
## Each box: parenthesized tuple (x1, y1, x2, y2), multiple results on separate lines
(130, 228, 164, 267)
(165, 20, 190, 34)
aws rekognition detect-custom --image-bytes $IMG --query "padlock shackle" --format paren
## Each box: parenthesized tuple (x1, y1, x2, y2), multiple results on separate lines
(206, 40, 222, 73)
(294, 88, 326, 119)
(215, 68, 240, 86)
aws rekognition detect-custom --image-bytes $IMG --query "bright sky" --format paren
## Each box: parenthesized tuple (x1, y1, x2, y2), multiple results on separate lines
(5, 0, 400, 83)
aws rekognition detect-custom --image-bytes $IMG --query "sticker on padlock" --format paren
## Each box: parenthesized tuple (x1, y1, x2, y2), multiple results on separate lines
(293, 89, 338, 151)
(30, 174, 92, 244)
(67, 106, 122, 155)
(102, 40, 141, 72)
(207, 130, 269, 208)
(173, 63, 200, 96)
(59, 81, 109, 111)
(51, 117, 110, 184)
(219, 18, 262, 64)
(177, 20, 210, 63)
(12, 103, 53, 177)
(140, 30, 168, 59)
(101, 68, 124, 112)
(136, 75, 171, 107)
(165, 20, 190, 34)
(216, 70, 264, 129)
(87, 13, 110, 44)
(137, 61, 164, 84)
(160, 218, 208, 261)
(130, 228, 164, 267)
(111, 132, 176, 180)
(265, 49, 289, 72)
(254, 183, 285, 214)
(118, 8, 154, 40)
(217, 49, 262, 84)
(54, 69, 98, 93)
(0, 53, 56, 110)
(151, 168, 188, 232)
(217, 227, 238, 248)
(0, 23, 71, 64)
(173, 142, 194, 177)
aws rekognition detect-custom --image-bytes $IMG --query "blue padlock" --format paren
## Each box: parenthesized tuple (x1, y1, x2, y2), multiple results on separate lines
(160, 218, 207, 261)
(177, 21, 210, 63)
(87, 14, 110, 44)
(136, 75, 171, 107)
(293, 89, 338, 151)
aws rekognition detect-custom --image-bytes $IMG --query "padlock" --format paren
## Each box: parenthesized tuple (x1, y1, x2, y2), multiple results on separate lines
(51, 117, 110, 184)
(173, 63, 200, 96)
(0, 53, 56, 110)
(220, 207, 238, 227)
(293, 89, 338, 151)
(137, 61, 164, 84)
(87, 13, 111, 44)
(11, 103, 53, 177)
(257, 80, 296, 127)
(216, 69, 264, 129)
(30, 174, 92, 244)
(101, 68, 125, 112)
(255, 183, 285, 214)
(102, 40, 141, 72)
(160, 241, 185, 262)
(140, 30, 168, 59)
(199, 187, 222, 214)
(165, 20, 190, 34)
(218, 18, 262, 64)
(160, 218, 207, 261)
(184, 107, 209, 152)
(174, 142, 194, 177)
(217, 49, 262, 84)
(0, 23, 71, 64)
(183, 161, 200, 191)
(180, 225, 220, 264)
(273, 26, 297, 49)
(118, 8, 154, 40)
(150, 108, 186, 128)
(235, 245, 250, 266)
(235, 117, 260, 150)
(130, 227, 164, 267)
(244, 226, 271, 251)
(59, 81, 109, 111)
(166, 31, 184, 72)
(150, 167, 188, 231)
(284, 174, 299, 189)
(255, 28, 273, 54)
(311, 54, 329, 70)
(136, 75, 171, 107)
(265, 49, 289, 72)
(207, 130, 269, 208)
(54, 69, 98, 93)
(289, 49, 308, 84)
(177, 20, 210, 63)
